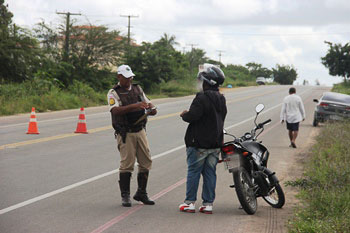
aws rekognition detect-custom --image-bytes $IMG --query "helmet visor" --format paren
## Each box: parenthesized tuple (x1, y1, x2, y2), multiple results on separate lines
(197, 72, 217, 86)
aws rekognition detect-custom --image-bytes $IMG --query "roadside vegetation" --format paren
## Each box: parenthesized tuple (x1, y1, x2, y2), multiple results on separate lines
(0, 79, 106, 115)
(287, 81, 350, 233)
(332, 81, 350, 95)
(287, 120, 350, 232)
(1, 2, 300, 116)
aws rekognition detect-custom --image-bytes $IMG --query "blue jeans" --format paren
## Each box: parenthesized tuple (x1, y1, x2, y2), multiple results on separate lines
(185, 147, 220, 205)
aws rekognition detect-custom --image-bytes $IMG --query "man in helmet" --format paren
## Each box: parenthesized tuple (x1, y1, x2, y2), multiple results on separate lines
(107, 65, 157, 207)
(179, 65, 227, 214)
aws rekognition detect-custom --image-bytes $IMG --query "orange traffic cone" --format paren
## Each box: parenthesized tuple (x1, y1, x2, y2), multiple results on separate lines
(27, 107, 39, 134)
(74, 107, 88, 134)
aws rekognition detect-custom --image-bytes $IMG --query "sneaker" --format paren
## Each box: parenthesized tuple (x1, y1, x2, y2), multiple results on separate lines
(199, 205, 213, 214)
(179, 203, 195, 213)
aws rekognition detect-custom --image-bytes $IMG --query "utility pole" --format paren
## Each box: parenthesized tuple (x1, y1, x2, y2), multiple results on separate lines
(186, 43, 198, 72)
(56, 11, 81, 61)
(186, 43, 198, 51)
(217, 50, 225, 63)
(120, 14, 139, 60)
(120, 15, 139, 46)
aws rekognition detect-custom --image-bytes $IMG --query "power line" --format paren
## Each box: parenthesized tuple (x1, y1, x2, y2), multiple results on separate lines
(9, 9, 350, 37)
(133, 25, 350, 37)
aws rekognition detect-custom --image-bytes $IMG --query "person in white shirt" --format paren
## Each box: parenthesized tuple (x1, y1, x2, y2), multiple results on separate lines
(280, 87, 305, 148)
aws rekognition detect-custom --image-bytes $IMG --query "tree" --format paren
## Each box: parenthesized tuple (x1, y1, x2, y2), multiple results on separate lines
(33, 21, 60, 58)
(223, 64, 254, 81)
(321, 41, 350, 82)
(272, 64, 298, 85)
(246, 62, 262, 72)
(246, 62, 272, 78)
(69, 25, 125, 68)
(0, 1, 42, 83)
(0, 0, 12, 37)
(185, 48, 207, 73)
(32, 21, 127, 89)
(156, 33, 178, 49)
(126, 34, 186, 91)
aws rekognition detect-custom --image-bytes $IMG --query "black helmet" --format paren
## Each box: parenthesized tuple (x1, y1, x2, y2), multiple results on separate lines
(197, 65, 225, 86)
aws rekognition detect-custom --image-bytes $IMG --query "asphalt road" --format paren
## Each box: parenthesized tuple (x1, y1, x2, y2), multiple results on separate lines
(0, 85, 330, 233)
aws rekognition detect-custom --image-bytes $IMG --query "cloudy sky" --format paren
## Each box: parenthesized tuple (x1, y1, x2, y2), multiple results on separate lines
(7, 0, 350, 86)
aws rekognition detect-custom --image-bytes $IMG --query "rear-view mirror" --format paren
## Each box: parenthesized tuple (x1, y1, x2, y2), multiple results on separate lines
(255, 104, 265, 114)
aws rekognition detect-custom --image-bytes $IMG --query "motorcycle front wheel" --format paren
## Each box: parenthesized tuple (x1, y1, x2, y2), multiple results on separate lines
(262, 183, 285, 208)
(233, 167, 257, 215)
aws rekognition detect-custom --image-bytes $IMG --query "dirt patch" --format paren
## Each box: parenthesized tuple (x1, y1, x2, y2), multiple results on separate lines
(277, 126, 321, 232)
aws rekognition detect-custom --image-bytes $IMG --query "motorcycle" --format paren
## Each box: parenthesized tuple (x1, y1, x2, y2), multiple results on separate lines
(219, 104, 285, 215)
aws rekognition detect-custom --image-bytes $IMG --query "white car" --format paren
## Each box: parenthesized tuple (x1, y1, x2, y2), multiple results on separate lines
(256, 77, 266, 85)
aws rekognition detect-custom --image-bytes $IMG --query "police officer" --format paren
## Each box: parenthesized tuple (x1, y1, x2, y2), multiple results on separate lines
(107, 65, 157, 207)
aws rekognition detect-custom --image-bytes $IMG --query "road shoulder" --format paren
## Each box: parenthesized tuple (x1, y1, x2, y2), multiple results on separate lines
(249, 119, 321, 232)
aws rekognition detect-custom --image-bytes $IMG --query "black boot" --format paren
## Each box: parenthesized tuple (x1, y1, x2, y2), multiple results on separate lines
(119, 172, 132, 207)
(133, 171, 155, 205)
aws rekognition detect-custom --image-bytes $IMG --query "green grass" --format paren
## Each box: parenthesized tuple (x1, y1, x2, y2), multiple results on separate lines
(287, 123, 350, 232)
(287, 81, 350, 232)
(223, 76, 257, 88)
(332, 81, 350, 95)
(0, 80, 106, 116)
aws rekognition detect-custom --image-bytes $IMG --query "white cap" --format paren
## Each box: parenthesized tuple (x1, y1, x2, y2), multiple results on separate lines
(117, 65, 135, 78)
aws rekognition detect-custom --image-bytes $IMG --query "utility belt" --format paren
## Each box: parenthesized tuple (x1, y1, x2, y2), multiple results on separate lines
(124, 125, 144, 133)
(114, 124, 145, 143)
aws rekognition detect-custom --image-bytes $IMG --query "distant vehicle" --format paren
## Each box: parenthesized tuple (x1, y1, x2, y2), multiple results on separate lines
(313, 92, 350, 127)
(256, 77, 266, 85)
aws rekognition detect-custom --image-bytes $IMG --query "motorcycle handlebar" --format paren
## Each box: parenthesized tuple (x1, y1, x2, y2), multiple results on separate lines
(226, 119, 271, 142)
(261, 119, 272, 125)
(255, 119, 272, 131)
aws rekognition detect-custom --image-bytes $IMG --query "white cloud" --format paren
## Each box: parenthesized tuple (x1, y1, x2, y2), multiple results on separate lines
(212, 0, 263, 17)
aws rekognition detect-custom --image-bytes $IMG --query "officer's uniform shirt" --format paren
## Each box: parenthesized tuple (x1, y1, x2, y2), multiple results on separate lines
(107, 83, 150, 111)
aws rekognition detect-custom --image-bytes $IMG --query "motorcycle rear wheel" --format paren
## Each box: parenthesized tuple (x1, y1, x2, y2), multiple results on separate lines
(233, 167, 257, 215)
(262, 183, 285, 208)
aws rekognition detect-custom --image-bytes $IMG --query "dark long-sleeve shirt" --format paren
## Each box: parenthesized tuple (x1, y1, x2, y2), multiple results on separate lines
(182, 89, 227, 149)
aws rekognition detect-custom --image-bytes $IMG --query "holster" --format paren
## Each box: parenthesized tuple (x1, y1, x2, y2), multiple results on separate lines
(114, 126, 127, 143)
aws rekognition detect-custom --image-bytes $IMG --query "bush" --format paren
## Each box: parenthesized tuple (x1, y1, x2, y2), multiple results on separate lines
(332, 81, 350, 95)
(0, 80, 106, 116)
